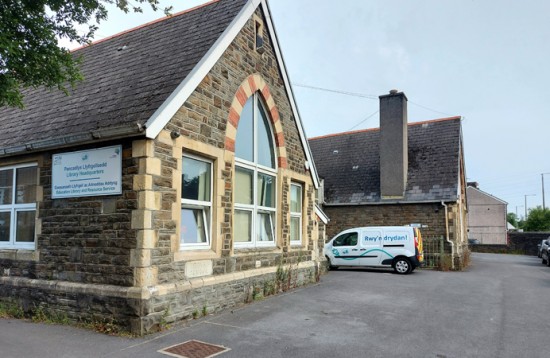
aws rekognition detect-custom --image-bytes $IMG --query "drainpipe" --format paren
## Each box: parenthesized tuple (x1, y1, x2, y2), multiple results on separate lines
(441, 201, 455, 270)
(456, 199, 463, 257)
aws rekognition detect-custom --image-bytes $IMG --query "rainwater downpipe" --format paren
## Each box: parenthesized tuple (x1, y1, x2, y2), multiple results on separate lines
(441, 201, 455, 270)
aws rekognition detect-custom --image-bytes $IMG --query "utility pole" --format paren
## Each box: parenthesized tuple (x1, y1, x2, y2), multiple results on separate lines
(524, 194, 536, 218)
(542, 173, 550, 211)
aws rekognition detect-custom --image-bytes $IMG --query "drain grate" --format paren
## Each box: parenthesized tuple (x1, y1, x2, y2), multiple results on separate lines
(159, 340, 230, 358)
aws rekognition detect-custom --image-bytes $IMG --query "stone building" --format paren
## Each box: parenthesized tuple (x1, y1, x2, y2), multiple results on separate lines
(0, 0, 328, 334)
(467, 184, 508, 245)
(309, 91, 469, 269)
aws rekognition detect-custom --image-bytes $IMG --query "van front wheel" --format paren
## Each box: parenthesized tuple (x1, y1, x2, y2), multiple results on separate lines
(326, 257, 338, 271)
(393, 258, 412, 275)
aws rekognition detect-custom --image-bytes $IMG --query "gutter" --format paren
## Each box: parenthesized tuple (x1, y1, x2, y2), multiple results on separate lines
(441, 201, 455, 270)
(0, 123, 146, 159)
(323, 199, 458, 207)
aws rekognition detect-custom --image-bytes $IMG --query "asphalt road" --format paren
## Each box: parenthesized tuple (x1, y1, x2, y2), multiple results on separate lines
(1, 253, 548, 358)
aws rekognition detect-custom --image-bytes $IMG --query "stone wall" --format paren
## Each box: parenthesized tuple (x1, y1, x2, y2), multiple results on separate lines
(323, 203, 447, 240)
(471, 232, 550, 256)
(150, 6, 320, 283)
(0, 141, 137, 287)
(1, 261, 320, 334)
(165, 8, 309, 175)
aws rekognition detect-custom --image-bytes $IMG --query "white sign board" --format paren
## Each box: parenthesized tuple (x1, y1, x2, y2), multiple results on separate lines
(52, 145, 122, 199)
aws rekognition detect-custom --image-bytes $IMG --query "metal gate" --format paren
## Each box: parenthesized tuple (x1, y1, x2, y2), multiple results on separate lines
(422, 236, 445, 269)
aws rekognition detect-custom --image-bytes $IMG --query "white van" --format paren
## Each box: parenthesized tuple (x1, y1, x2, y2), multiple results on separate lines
(324, 226, 424, 274)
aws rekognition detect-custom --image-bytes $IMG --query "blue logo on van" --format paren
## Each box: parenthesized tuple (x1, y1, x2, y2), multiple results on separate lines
(333, 249, 395, 260)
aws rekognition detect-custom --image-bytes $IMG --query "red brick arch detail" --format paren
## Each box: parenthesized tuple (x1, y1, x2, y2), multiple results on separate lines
(225, 74, 287, 168)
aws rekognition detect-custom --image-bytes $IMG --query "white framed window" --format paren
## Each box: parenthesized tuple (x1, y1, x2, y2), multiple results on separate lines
(181, 155, 212, 249)
(234, 93, 277, 247)
(0, 164, 38, 250)
(290, 183, 303, 244)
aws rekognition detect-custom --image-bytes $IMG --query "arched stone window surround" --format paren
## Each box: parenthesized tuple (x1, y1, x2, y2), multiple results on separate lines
(225, 74, 287, 169)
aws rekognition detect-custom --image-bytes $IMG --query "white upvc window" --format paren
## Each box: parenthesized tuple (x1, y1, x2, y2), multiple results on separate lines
(181, 155, 212, 249)
(234, 93, 277, 248)
(0, 164, 38, 250)
(290, 183, 303, 245)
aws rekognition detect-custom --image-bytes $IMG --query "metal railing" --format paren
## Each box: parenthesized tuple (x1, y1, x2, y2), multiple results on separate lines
(422, 236, 446, 269)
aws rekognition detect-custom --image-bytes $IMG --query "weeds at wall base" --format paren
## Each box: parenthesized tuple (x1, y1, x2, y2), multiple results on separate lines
(0, 300, 134, 337)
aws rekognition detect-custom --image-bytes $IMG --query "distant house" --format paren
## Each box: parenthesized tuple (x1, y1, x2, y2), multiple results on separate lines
(0, 0, 327, 334)
(309, 91, 469, 269)
(467, 183, 508, 245)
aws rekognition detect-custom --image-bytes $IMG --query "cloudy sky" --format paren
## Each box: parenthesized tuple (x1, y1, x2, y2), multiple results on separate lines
(71, 0, 550, 218)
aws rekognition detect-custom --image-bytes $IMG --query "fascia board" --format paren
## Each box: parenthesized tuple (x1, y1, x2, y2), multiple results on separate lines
(315, 204, 330, 224)
(145, 0, 261, 138)
(261, 0, 321, 189)
(467, 186, 508, 205)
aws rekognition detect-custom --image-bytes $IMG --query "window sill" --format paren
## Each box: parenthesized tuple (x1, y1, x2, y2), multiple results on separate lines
(174, 249, 218, 262)
(0, 249, 39, 262)
(234, 246, 281, 254)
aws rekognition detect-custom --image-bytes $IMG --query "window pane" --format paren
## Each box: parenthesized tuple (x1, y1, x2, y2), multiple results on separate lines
(257, 212, 274, 242)
(0, 169, 13, 205)
(257, 173, 275, 208)
(0, 212, 10, 242)
(182, 157, 211, 202)
(291, 185, 302, 213)
(16, 210, 35, 243)
(235, 167, 253, 204)
(257, 103, 275, 168)
(234, 210, 252, 242)
(235, 97, 254, 162)
(16, 167, 37, 204)
(290, 216, 300, 242)
(181, 208, 207, 244)
(333, 233, 358, 247)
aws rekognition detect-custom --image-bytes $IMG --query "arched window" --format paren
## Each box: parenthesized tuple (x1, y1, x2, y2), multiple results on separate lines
(234, 93, 277, 247)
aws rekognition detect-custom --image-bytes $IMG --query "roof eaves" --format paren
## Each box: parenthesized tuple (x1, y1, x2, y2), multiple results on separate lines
(324, 198, 459, 207)
(315, 204, 330, 224)
(467, 186, 508, 205)
(0, 123, 145, 159)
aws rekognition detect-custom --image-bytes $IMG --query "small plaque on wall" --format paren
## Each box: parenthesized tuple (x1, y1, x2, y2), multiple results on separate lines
(185, 260, 213, 278)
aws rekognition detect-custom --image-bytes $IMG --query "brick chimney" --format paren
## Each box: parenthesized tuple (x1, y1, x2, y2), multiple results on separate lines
(379, 89, 408, 199)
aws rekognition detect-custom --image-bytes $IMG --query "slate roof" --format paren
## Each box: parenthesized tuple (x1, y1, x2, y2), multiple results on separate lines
(309, 117, 463, 204)
(0, 0, 247, 153)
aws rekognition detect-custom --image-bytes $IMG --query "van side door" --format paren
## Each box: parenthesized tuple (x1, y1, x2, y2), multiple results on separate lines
(331, 231, 360, 266)
(360, 229, 383, 266)
(381, 229, 410, 259)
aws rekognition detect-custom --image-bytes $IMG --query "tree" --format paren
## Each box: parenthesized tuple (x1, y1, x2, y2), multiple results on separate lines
(507, 212, 519, 228)
(0, 0, 172, 108)
(523, 206, 550, 232)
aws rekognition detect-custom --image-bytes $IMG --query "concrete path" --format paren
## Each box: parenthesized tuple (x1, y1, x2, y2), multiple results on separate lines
(1, 253, 548, 358)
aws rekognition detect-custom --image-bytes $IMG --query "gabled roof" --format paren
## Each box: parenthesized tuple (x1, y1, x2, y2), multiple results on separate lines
(0, 0, 320, 188)
(467, 186, 508, 205)
(0, 0, 246, 153)
(309, 117, 463, 205)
